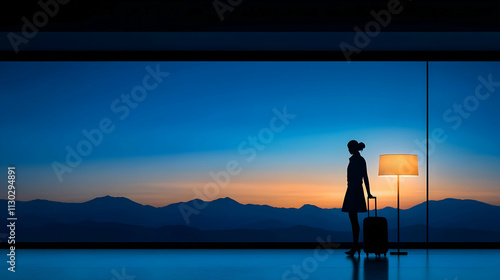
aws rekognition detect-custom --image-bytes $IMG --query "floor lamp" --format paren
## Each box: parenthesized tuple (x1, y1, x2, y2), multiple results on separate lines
(378, 154, 419, 256)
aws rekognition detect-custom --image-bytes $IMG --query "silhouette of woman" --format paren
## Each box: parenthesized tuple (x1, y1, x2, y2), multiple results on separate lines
(342, 140, 373, 256)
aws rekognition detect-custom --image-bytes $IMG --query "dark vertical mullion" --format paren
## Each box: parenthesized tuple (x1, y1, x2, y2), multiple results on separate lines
(426, 61, 429, 246)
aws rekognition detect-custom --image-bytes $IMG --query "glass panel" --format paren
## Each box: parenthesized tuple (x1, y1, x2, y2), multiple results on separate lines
(429, 62, 500, 242)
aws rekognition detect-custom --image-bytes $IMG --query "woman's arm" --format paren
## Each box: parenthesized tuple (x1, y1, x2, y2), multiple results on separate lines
(363, 159, 374, 198)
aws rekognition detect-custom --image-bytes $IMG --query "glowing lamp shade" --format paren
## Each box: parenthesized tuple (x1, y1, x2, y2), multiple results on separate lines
(378, 154, 418, 176)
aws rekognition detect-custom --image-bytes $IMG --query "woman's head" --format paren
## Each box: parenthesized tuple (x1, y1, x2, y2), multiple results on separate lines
(348, 140, 365, 155)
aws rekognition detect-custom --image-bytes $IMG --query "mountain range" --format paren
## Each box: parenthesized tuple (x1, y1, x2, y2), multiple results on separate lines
(1, 196, 499, 242)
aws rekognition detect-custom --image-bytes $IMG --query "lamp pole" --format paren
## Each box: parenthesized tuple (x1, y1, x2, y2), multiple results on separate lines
(391, 174, 408, 255)
(397, 174, 400, 253)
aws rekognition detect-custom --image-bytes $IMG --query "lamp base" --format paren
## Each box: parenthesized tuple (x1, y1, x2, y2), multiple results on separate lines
(390, 251, 408, 255)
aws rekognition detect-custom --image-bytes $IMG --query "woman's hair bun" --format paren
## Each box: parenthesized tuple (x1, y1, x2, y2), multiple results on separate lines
(358, 142, 365, 151)
(348, 140, 365, 151)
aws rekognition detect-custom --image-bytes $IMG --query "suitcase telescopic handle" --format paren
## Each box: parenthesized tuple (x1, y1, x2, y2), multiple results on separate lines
(367, 196, 377, 217)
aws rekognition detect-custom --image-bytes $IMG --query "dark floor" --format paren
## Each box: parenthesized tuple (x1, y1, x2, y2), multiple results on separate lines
(1, 249, 498, 279)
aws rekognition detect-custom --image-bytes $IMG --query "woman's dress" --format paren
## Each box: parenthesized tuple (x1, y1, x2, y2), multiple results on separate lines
(342, 153, 368, 213)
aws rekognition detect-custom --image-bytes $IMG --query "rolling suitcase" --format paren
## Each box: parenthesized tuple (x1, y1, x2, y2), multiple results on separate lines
(363, 196, 388, 257)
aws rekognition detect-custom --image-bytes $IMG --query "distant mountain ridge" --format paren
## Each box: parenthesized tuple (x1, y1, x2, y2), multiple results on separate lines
(1, 196, 499, 242)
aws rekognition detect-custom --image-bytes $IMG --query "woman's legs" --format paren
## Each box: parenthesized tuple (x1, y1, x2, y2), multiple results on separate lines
(348, 212, 360, 248)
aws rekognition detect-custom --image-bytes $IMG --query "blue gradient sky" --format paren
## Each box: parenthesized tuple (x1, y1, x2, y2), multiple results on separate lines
(0, 61, 498, 208)
(429, 62, 500, 204)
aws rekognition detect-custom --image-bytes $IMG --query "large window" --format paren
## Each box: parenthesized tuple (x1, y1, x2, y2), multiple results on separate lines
(2, 61, 497, 243)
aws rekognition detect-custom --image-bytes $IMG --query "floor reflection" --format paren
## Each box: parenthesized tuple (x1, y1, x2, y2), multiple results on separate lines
(347, 254, 389, 280)
(364, 256, 388, 280)
(347, 255, 360, 280)
(1, 249, 498, 280)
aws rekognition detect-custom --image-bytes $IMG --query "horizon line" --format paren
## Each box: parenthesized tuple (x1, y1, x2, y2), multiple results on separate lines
(1, 195, 496, 210)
